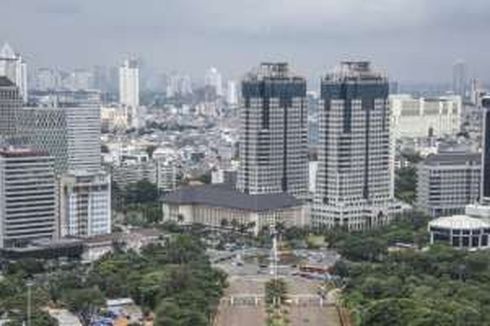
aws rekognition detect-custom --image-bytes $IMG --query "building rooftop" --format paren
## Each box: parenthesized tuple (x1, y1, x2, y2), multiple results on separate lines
(0, 147, 49, 158)
(429, 215, 490, 230)
(423, 152, 480, 166)
(0, 76, 15, 87)
(163, 184, 302, 211)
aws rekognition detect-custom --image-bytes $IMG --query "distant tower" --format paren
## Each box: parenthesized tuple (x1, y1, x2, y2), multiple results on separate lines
(452, 60, 467, 99)
(237, 62, 308, 200)
(205, 67, 223, 97)
(0, 43, 27, 103)
(119, 59, 140, 128)
(226, 80, 238, 106)
(313, 61, 399, 231)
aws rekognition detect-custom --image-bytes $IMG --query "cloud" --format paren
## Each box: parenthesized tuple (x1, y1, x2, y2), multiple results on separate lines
(1, 0, 490, 82)
(35, 1, 83, 15)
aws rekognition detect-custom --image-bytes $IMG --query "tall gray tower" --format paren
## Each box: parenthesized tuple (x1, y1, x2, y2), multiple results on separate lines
(313, 61, 400, 230)
(237, 63, 308, 200)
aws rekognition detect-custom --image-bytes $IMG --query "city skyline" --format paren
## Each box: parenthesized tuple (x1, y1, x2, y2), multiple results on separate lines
(0, 0, 489, 83)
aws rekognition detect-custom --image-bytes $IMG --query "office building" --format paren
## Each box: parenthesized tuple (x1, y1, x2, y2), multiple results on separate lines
(390, 95, 462, 140)
(0, 148, 56, 249)
(205, 67, 223, 97)
(313, 61, 400, 230)
(0, 43, 27, 102)
(163, 185, 308, 236)
(59, 171, 111, 238)
(237, 62, 308, 200)
(112, 152, 157, 188)
(417, 151, 481, 218)
(20, 106, 101, 174)
(0, 76, 22, 141)
(452, 60, 468, 99)
(119, 59, 139, 128)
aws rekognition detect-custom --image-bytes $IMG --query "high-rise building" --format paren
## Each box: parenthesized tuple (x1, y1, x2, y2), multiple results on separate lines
(237, 62, 308, 200)
(20, 106, 101, 174)
(0, 76, 22, 141)
(226, 80, 238, 106)
(0, 43, 27, 102)
(59, 171, 111, 238)
(452, 60, 468, 99)
(0, 147, 56, 248)
(313, 61, 400, 230)
(119, 59, 139, 128)
(205, 67, 223, 97)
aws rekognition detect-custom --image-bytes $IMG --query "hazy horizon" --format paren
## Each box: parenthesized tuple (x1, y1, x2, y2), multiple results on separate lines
(1, 0, 489, 83)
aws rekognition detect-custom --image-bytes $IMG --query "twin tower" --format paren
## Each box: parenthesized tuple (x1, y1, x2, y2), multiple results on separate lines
(237, 62, 400, 231)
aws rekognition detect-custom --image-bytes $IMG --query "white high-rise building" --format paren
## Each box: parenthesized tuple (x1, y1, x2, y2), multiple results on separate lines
(313, 61, 400, 231)
(226, 80, 238, 106)
(390, 95, 462, 140)
(0, 148, 56, 248)
(59, 171, 111, 238)
(0, 43, 27, 103)
(119, 59, 140, 128)
(205, 67, 223, 97)
(237, 62, 308, 200)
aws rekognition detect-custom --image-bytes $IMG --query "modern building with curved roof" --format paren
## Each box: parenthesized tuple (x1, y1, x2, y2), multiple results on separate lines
(428, 215, 490, 249)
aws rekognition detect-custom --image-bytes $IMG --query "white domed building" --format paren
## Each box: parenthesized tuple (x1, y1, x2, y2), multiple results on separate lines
(428, 215, 490, 250)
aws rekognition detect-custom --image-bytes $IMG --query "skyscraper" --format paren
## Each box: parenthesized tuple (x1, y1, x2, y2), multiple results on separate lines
(20, 106, 101, 174)
(0, 76, 21, 141)
(0, 43, 27, 102)
(452, 60, 468, 99)
(237, 62, 308, 200)
(0, 147, 56, 248)
(119, 59, 140, 128)
(313, 61, 399, 230)
(205, 67, 223, 97)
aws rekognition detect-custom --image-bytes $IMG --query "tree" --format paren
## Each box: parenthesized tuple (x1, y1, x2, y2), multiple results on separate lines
(395, 166, 417, 204)
(220, 218, 229, 228)
(63, 288, 105, 326)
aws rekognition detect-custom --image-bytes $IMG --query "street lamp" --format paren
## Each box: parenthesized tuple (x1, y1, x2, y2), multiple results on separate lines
(26, 280, 33, 326)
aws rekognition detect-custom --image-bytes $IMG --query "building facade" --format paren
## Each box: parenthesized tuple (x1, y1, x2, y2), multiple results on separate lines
(0, 148, 56, 248)
(162, 185, 308, 235)
(313, 61, 400, 231)
(390, 95, 461, 140)
(0, 77, 22, 141)
(119, 59, 139, 129)
(59, 171, 111, 238)
(20, 106, 101, 174)
(428, 215, 490, 249)
(237, 62, 308, 200)
(417, 151, 481, 218)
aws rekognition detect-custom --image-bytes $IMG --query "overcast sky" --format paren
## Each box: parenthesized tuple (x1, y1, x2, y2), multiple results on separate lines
(0, 0, 488, 83)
